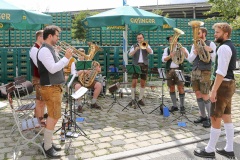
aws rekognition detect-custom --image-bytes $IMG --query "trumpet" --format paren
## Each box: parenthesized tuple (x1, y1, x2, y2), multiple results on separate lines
(139, 41, 148, 49)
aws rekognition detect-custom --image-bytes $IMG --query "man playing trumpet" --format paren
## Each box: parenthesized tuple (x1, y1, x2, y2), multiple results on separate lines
(188, 26, 216, 128)
(162, 34, 189, 113)
(128, 33, 153, 107)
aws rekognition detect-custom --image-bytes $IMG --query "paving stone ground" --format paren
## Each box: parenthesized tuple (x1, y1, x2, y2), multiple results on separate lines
(0, 85, 240, 160)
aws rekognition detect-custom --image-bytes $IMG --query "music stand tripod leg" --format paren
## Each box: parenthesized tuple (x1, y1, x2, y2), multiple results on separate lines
(74, 124, 94, 142)
(134, 99, 144, 114)
(122, 99, 143, 114)
(171, 110, 196, 125)
(108, 91, 127, 113)
(149, 74, 166, 115)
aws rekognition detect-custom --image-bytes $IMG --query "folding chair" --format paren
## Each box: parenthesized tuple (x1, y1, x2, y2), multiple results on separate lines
(6, 82, 46, 159)
(14, 75, 35, 102)
(9, 78, 36, 134)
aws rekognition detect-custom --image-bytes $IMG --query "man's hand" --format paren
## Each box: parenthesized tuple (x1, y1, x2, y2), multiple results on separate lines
(65, 48, 72, 59)
(204, 46, 213, 52)
(135, 46, 140, 51)
(193, 49, 198, 55)
(170, 52, 175, 58)
(210, 90, 217, 102)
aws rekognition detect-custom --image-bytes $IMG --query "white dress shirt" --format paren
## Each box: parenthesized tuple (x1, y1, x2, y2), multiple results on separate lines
(38, 47, 69, 74)
(188, 41, 216, 63)
(162, 47, 189, 68)
(29, 46, 39, 67)
(71, 59, 80, 75)
(215, 44, 232, 77)
(129, 44, 153, 63)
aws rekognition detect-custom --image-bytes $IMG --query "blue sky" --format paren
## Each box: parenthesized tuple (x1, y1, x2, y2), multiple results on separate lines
(6, 0, 207, 12)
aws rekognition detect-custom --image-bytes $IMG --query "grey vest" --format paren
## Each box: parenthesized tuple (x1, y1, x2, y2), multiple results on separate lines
(192, 40, 212, 71)
(132, 44, 149, 65)
(37, 43, 65, 85)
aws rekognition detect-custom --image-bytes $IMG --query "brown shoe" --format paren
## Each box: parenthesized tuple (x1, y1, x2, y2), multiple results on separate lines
(77, 105, 83, 113)
(127, 100, 134, 106)
(138, 99, 145, 106)
(91, 103, 101, 109)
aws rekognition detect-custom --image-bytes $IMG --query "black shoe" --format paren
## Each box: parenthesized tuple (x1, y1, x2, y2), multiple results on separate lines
(43, 144, 61, 159)
(44, 113, 48, 119)
(216, 148, 235, 159)
(77, 105, 83, 113)
(52, 143, 61, 151)
(194, 116, 207, 123)
(180, 106, 185, 114)
(194, 148, 215, 158)
(127, 100, 134, 106)
(169, 106, 179, 112)
(203, 118, 211, 128)
(91, 103, 101, 109)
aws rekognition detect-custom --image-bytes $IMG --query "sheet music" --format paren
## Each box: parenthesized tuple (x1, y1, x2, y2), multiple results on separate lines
(158, 68, 166, 79)
(67, 73, 77, 88)
(71, 87, 88, 99)
(175, 70, 186, 82)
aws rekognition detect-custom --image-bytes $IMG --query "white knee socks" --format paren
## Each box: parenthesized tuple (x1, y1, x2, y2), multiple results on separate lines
(224, 123, 234, 152)
(205, 127, 221, 152)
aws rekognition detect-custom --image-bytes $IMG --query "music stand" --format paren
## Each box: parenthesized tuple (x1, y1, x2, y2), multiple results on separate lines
(122, 65, 144, 114)
(69, 87, 93, 141)
(54, 74, 76, 134)
(75, 60, 92, 107)
(107, 82, 126, 113)
(171, 70, 195, 126)
(149, 68, 167, 115)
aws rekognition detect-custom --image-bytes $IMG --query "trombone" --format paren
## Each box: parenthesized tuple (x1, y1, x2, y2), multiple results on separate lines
(55, 41, 89, 59)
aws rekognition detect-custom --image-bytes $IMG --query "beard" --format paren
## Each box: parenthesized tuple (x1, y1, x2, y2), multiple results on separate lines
(215, 35, 224, 43)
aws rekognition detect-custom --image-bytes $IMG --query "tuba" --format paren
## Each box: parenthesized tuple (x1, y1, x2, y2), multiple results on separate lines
(170, 28, 185, 65)
(78, 42, 102, 87)
(188, 21, 210, 63)
(78, 61, 100, 88)
(57, 41, 103, 87)
(86, 42, 103, 60)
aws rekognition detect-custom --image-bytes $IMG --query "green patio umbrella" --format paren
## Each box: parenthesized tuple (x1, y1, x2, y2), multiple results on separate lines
(82, 5, 176, 82)
(82, 5, 175, 31)
(0, 0, 52, 30)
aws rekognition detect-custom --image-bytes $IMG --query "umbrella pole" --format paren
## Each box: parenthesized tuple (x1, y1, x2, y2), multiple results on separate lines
(123, 24, 128, 84)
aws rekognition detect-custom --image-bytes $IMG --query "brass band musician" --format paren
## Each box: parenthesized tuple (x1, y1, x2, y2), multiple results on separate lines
(128, 33, 153, 107)
(188, 26, 216, 128)
(70, 48, 102, 112)
(37, 25, 72, 158)
(194, 23, 236, 159)
(162, 35, 189, 113)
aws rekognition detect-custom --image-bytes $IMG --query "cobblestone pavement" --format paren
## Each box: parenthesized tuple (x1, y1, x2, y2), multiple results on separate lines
(0, 86, 240, 160)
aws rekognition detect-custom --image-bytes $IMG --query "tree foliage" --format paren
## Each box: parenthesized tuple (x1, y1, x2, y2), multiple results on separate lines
(152, 9, 169, 18)
(71, 11, 98, 40)
(205, 0, 240, 29)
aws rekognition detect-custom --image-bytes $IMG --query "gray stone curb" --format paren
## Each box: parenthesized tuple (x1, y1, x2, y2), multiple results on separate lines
(87, 127, 240, 160)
